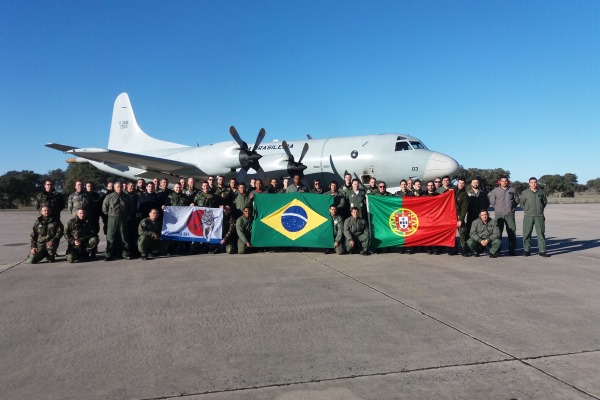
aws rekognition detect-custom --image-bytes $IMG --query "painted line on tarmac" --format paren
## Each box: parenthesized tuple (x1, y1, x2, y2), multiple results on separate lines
(302, 253, 600, 400)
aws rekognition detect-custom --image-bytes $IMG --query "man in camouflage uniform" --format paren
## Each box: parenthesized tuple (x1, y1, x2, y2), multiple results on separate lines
(193, 181, 219, 208)
(64, 208, 99, 263)
(214, 175, 233, 205)
(35, 179, 65, 222)
(184, 177, 199, 204)
(102, 182, 135, 261)
(343, 207, 370, 256)
(162, 182, 188, 254)
(68, 180, 91, 216)
(28, 206, 64, 263)
(236, 206, 253, 254)
(324, 204, 345, 255)
(467, 210, 501, 258)
(325, 181, 346, 217)
(137, 208, 168, 259)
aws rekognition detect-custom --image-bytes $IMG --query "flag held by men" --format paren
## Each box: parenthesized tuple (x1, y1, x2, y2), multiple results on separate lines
(368, 190, 457, 248)
(161, 206, 223, 244)
(252, 193, 333, 248)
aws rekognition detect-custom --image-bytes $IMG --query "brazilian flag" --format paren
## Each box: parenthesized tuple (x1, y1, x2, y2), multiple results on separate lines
(252, 193, 333, 248)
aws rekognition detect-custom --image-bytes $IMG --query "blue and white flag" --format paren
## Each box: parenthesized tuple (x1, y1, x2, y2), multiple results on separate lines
(161, 206, 223, 243)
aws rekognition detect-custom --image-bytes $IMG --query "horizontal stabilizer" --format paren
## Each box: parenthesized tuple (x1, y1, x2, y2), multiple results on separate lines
(45, 143, 78, 152)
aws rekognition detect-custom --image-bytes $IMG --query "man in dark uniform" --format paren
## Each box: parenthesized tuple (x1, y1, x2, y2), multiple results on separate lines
(213, 205, 237, 254)
(453, 178, 470, 256)
(424, 181, 441, 255)
(466, 177, 489, 245)
(35, 179, 65, 222)
(214, 175, 233, 205)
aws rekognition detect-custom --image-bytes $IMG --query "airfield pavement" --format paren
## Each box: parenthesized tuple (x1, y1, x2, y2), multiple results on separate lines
(0, 204, 599, 400)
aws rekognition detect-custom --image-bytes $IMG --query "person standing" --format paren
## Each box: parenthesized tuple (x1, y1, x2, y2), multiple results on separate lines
(236, 206, 253, 254)
(453, 178, 470, 256)
(488, 176, 519, 256)
(436, 176, 452, 194)
(102, 182, 134, 261)
(466, 178, 490, 241)
(286, 174, 307, 193)
(35, 179, 65, 222)
(394, 180, 414, 197)
(374, 181, 392, 196)
(346, 178, 366, 219)
(325, 204, 345, 255)
(520, 177, 549, 257)
(366, 177, 378, 196)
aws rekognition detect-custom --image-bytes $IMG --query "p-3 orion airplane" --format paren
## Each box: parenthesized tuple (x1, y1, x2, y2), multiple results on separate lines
(46, 93, 459, 187)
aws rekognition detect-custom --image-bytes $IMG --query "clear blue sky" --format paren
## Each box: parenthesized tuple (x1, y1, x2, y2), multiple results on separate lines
(1, 0, 598, 183)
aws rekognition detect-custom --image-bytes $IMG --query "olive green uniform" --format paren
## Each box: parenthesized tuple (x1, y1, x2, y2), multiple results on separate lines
(454, 187, 469, 249)
(233, 192, 252, 216)
(488, 186, 519, 254)
(35, 190, 65, 221)
(64, 216, 98, 262)
(102, 191, 135, 259)
(28, 216, 64, 263)
(467, 218, 501, 255)
(235, 215, 252, 254)
(343, 216, 370, 253)
(137, 217, 168, 256)
(520, 188, 547, 254)
(346, 189, 367, 219)
(330, 214, 345, 254)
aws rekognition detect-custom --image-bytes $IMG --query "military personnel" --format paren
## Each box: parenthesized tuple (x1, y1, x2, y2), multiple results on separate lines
(346, 178, 366, 219)
(35, 179, 65, 221)
(374, 181, 392, 196)
(407, 178, 414, 194)
(366, 177, 378, 196)
(424, 181, 441, 255)
(184, 177, 198, 203)
(311, 179, 325, 194)
(102, 181, 135, 261)
(267, 178, 280, 194)
(179, 177, 186, 191)
(213, 205, 237, 254)
(64, 208, 99, 263)
(236, 206, 253, 254)
(453, 178, 470, 256)
(466, 177, 489, 242)
(136, 178, 146, 193)
(214, 175, 233, 205)
(193, 181, 219, 208)
(325, 181, 346, 217)
(412, 179, 424, 196)
(157, 178, 172, 205)
(286, 174, 307, 193)
(340, 173, 352, 197)
(28, 206, 64, 264)
(394, 180, 414, 197)
(85, 182, 101, 237)
(467, 210, 501, 258)
(433, 177, 442, 191)
(125, 181, 141, 256)
(249, 179, 265, 198)
(99, 181, 114, 235)
(324, 204, 345, 255)
(138, 182, 162, 223)
(488, 176, 520, 256)
(281, 177, 290, 193)
(343, 207, 370, 255)
(68, 180, 92, 216)
(233, 182, 252, 216)
(521, 177, 549, 257)
(229, 178, 238, 194)
(164, 183, 187, 207)
(207, 176, 216, 193)
(436, 175, 452, 194)
(137, 208, 168, 260)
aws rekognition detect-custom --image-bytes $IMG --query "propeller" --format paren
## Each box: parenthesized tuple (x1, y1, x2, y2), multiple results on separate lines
(230, 126, 266, 182)
(282, 140, 309, 178)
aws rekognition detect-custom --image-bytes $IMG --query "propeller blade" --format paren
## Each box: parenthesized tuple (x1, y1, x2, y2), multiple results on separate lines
(253, 128, 266, 150)
(281, 141, 294, 160)
(297, 143, 309, 164)
(236, 168, 248, 183)
(229, 126, 245, 149)
(256, 167, 266, 180)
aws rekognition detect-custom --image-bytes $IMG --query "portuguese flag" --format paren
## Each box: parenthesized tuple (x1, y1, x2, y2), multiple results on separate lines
(368, 190, 457, 248)
(252, 193, 334, 248)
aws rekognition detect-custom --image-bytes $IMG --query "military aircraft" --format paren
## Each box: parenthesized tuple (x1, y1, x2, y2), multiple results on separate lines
(46, 93, 459, 187)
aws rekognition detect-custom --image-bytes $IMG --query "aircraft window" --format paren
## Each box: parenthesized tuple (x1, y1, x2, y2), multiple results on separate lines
(410, 141, 426, 150)
(396, 136, 406, 141)
(395, 141, 411, 151)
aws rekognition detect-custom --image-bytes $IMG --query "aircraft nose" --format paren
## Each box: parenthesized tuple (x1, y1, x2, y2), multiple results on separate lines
(424, 153, 459, 180)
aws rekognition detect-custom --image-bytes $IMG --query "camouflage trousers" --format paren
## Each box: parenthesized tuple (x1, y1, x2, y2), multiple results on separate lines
(27, 241, 59, 264)
(66, 237, 99, 263)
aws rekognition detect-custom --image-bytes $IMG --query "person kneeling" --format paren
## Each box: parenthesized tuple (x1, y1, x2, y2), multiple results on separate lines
(137, 209, 168, 260)
(343, 207, 370, 256)
(467, 210, 502, 258)
(65, 208, 99, 263)
(28, 206, 64, 264)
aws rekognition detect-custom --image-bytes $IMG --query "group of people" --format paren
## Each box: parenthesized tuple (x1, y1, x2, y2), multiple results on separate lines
(29, 172, 548, 263)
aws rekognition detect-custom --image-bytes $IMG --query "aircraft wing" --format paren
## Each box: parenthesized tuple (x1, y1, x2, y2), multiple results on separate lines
(45, 143, 205, 176)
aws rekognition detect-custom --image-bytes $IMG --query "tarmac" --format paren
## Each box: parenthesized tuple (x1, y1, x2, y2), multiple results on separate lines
(1, 204, 599, 400)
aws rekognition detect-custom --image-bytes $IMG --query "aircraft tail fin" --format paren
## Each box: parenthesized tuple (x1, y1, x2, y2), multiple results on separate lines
(108, 93, 186, 151)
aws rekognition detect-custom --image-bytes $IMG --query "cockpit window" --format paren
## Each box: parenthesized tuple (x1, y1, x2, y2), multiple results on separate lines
(410, 141, 427, 150)
(395, 141, 411, 151)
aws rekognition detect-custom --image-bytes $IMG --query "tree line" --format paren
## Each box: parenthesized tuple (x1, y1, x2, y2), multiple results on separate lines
(1, 164, 599, 209)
